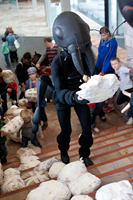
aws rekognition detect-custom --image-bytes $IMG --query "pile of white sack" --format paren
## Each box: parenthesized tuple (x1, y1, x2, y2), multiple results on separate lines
(78, 74, 120, 103)
(1, 168, 25, 194)
(16, 145, 41, 159)
(25, 88, 37, 102)
(26, 160, 101, 200)
(2, 70, 14, 84)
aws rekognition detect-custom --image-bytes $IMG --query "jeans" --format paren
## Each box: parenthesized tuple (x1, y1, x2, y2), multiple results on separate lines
(0, 143, 8, 164)
(4, 54, 11, 67)
(21, 136, 42, 148)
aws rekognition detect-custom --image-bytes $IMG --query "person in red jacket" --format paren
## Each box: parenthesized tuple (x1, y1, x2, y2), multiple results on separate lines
(7, 76, 18, 104)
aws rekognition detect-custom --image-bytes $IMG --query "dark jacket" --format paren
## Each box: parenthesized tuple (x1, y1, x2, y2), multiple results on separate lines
(16, 58, 31, 84)
(0, 77, 7, 95)
(51, 51, 89, 110)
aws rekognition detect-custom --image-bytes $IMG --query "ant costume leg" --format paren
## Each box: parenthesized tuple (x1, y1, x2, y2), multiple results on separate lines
(31, 74, 54, 143)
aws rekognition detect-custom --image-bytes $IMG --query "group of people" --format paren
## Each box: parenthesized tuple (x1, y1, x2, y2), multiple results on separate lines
(0, 11, 133, 168)
(1, 26, 19, 67)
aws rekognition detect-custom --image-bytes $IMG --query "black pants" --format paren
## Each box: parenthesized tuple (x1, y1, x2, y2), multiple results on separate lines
(10, 50, 18, 62)
(1, 93, 8, 113)
(56, 104, 93, 158)
(91, 102, 105, 124)
(117, 88, 133, 105)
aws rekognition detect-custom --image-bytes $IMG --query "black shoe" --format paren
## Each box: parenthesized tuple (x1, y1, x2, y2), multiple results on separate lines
(100, 116, 106, 121)
(61, 152, 70, 164)
(82, 157, 94, 167)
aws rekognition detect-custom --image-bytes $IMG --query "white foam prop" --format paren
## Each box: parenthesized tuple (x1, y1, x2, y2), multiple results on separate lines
(78, 74, 120, 103)
(25, 88, 37, 102)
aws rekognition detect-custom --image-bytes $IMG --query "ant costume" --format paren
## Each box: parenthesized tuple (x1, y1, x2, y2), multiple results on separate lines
(32, 11, 95, 167)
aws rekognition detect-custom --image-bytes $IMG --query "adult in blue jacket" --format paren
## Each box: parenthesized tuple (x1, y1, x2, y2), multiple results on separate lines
(96, 26, 117, 74)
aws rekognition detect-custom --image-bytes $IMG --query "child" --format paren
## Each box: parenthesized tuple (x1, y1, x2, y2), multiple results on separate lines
(111, 57, 133, 125)
(17, 109, 43, 147)
(121, 91, 133, 120)
(7, 75, 18, 105)
(1, 37, 11, 67)
(0, 110, 8, 164)
(25, 67, 48, 131)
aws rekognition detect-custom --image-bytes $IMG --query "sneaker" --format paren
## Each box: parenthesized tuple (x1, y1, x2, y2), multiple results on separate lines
(126, 117, 133, 125)
(93, 127, 100, 132)
(100, 116, 106, 121)
(42, 122, 48, 130)
(103, 106, 114, 113)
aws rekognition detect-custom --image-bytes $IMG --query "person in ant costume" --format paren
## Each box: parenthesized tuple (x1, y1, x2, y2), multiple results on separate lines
(31, 11, 95, 167)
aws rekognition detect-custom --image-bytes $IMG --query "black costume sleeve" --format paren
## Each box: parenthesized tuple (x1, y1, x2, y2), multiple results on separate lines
(51, 55, 89, 105)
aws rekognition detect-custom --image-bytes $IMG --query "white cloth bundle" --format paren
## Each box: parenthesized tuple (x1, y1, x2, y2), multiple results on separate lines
(57, 160, 87, 185)
(2, 70, 14, 84)
(18, 98, 28, 107)
(12, 108, 25, 116)
(69, 172, 101, 195)
(25, 88, 37, 102)
(78, 74, 120, 103)
(16, 147, 36, 159)
(27, 143, 41, 154)
(18, 156, 41, 171)
(71, 195, 93, 200)
(4, 105, 18, 115)
(26, 180, 71, 200)
(4, 168, 20, 180)
(21, 169, 48, 180)
(24, 170, 49, 186)
(0, 163, 3, 186)
(1, 175, 25, 194)
(1, 116, 24, 135)
(34, 157, 59, 171)
(48, 162, 66, 178)
(95, 180, 133, 200)
(8, 131, 22, 143)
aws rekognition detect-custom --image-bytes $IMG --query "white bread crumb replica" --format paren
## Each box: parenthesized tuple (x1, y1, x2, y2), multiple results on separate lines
(69, 172, 101, 195)
(23, 170, 49, 186)
(48, 162, 66, 178)
(71, 195, 93, 200)
(26, 180, 71, 200)
(2, 70, 14, 84)
(0, 163, 3, 186)
(78, 74, 120, 103)
(34, 157, 59, 171)
(25, 88, 37, 102)
(57, 160, 87, 185)
(1, 116, 24, 135)
(18, 156, 41, 171)
(4, 105, 18, 115)
(17, 98, 28, 107)
(95, 180, 133, 200)
(1, 168, 25, 194)
(16, 147, 37, 159)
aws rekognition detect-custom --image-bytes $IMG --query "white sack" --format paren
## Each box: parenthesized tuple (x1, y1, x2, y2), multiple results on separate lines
(0, 163, 3, 186)
(57, 160, 87, 185)
(2, 70, 14, 84)
(16, 147, 36, 159)
(48, 162, 65, 178)
(27, 143, 41, 154)
(25, 88, 37, 102)
(4, 105, 18, 115)
(1, 116, 24, 135)
(3, 168, 20, 180)
(21, 169, 48, 180)
(95, 180, 133, 200)
(8, 131, 22, 143)
(12, 108, 25, 116)
(1, 175, 25, 194)
(26, 180, 71, 200)
(78, 74, 120, 103)
(71, 195, 93, 200)
(24, 170, 49, 186)
(69, 172, 101, 195)
(18, 156, 40, 171)
(18, 98, 28, 107)
(34, 157, 59, 171)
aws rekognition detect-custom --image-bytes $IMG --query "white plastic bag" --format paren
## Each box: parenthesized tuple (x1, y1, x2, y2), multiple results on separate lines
(48, 162, 65, 178)
(18, 156, 40, 171)
(69, 172, 101, 195)
(57, 160, 87, 185)
(25, 88, 37, 102)
(16, 147, 36, 159)
(26, 180, 71, 200)
(2, 70, 14, 84)
(95, 180, 133, 200)
(3, 168, 20, 180)
(34, 157, 59, 171)
(71, 195, 93, 200)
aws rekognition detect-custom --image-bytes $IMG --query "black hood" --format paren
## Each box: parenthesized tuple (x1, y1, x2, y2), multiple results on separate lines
(117, 0, 133, 28)
(52, 11, 95, 76)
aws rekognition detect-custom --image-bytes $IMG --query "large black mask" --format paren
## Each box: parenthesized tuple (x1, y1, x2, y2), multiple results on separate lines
(53, 11, 95, 76)
(117, 0, 133, 28)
